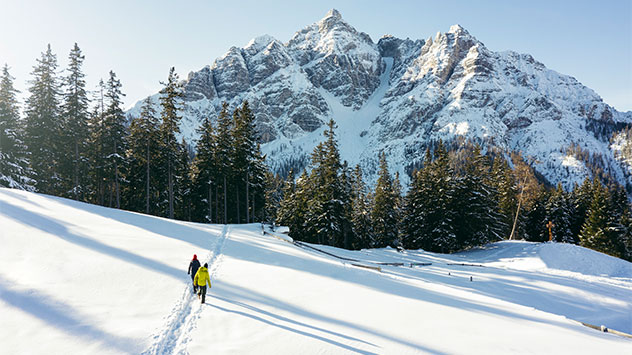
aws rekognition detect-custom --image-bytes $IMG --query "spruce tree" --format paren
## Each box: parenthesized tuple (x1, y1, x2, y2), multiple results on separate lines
(0, 65, 34, 190)
(453, 145, 504, 249)
(545, 183, 575, 243)
(214, 103, 233, 223)
(158, 67, 184, 219)
(306, 119, 347, 246)
(372, 152, 399, 248)
(580, 181, 620, 257)
(60, 43, 90, 199)
(523, 187, 549, 242)
(191, 115, 218, 222)
(101, 71, 127, 208)
(350, 165, 373, 249)
(24, 44, 63, 194)
(124, 97, 160, 214)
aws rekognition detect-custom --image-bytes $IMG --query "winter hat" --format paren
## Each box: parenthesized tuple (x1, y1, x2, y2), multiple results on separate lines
(193, 254, 197, 260)
(203, 263, 208, 268)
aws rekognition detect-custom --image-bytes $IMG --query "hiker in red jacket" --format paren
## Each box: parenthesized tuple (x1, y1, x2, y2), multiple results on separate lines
(187, 254, 201, 293)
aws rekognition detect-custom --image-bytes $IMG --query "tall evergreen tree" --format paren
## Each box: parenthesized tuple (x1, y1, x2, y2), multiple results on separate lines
(158, 67, 184, 219)
(580, 181, 620, 257)
(124, 97, 160, 214)
(191, 115, 218, 222)
(402, 144, 458, 252)
(86, 79, 107, 205)
(372, 152, 399, 248)
(231, 101, 267, 223)
(453, 145, 504, 249)
(545, 183, 575, 243)
(101, 71, 127, 208)
(0, 64, 34, 190)
(523, 187, 549, 242)
(60, 43, 90, 200)
(349, 165, 373, 249)
(306, 119, 347, 246)
(214, 103, 233, 223)
(24, 44, 63, 194)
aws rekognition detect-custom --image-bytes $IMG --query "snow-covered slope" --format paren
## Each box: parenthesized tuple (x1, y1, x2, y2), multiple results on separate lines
(1, 188, 631, 354)
(129, 9, 632, 188)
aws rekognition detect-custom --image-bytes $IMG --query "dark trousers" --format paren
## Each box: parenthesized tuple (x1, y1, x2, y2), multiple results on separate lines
(197, 285, 207, 303)
(191, 275, 198, 293)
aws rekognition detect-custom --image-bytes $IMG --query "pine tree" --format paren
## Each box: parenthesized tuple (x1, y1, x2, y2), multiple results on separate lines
(350, 165, 373, 249)
(372, 152, 399, 248)
(214, 103, 233, 223)
(580, 181, 620, 257)
(158, 67, 184, 219)
(453, 145, 504, 249)
(231, 101, 267, 223)
(174, 139, 193, 221)
(101, 71, 128, 209)
(60, 43, 90, 200)
(306, 119, 347, 246)
(24, 44, 63, 194)
(86, 79, 107, 205)
(0, 64, 34, 190)
(491, 156, 517, 238)
(124, 97, 160, 214)
(545, 183, 575, 243)
(523, 187, 549, 242)
(402, 144, 458, 252)
(570, 178, 593, 239)
(191, 115, 218, 222)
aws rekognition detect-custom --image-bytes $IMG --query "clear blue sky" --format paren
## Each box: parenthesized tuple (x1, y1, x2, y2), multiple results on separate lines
(1, 0, 630, 111)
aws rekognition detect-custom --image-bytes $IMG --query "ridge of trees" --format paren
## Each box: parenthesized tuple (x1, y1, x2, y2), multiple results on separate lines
(1, 44, 631, 262)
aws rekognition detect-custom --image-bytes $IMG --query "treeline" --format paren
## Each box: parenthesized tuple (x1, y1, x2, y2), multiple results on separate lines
(275, 125, 632, 261)
(0, 44, 267, 223)
(2, 44, 631, 261)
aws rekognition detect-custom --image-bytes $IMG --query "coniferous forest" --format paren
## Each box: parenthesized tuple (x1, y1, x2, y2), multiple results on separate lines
(1, 44, 632, 261)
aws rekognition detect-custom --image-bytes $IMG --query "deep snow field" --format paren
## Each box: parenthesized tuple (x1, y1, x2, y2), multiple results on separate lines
(1, 187, 630, 354)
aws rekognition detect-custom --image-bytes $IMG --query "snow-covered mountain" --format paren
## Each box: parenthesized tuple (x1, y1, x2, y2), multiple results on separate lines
(2, 188, 631, 354)
(129, 9, 632, 188)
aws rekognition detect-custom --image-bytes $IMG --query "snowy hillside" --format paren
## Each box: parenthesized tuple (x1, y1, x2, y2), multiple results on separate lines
(128, 9, 632, 188)
(1, 188, 631, 354)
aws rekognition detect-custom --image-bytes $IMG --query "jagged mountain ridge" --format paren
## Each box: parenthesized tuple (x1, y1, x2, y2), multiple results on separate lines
(128, 9, 632, 189)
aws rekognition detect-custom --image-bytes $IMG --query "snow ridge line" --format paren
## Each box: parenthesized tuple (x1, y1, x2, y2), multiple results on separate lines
(142, 225, 229, 355)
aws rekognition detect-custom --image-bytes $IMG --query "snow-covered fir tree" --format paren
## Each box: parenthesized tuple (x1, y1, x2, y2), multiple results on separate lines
(101, 71, 128, 208)
(158, 67, 184, 219)
(371, 152, 400, 248)
(60, 43, 90, 200)
(0, 65, 34, 190)
(24, 44, 63, 194)
(124, 97, 160, 214)
(545, 183, 575, 243)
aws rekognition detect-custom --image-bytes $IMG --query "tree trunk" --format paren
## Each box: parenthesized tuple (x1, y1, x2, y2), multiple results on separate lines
(236, 184, 240, 224)
(74, 139, 79, 200)
(246, 169, 250, 223)
(168, 159, 174, 219)
(146, 140, 150, 214)
(208, 182, 212, 223)
(223, 175, 227, 224)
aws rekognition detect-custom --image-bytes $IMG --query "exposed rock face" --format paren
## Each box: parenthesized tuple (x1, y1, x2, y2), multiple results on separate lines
(128, 9, 632, 189)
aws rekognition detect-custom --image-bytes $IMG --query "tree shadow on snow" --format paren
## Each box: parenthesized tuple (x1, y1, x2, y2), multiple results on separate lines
(0, 275, 138, 353)
(32, 192, 222, 250)
(1, 200, 184, 281)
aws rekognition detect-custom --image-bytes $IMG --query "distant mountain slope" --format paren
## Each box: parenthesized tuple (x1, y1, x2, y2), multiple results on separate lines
(128, 9, 632, 188)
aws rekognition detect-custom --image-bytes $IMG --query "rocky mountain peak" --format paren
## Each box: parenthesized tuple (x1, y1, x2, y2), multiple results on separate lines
(129, 10, 632, 191)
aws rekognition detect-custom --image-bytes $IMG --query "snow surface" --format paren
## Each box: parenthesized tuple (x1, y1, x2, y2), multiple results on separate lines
(1, 188, 631, 354)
